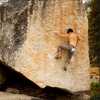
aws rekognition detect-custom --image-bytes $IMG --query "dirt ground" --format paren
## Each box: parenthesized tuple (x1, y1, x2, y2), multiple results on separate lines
(0, 92, 41, 100)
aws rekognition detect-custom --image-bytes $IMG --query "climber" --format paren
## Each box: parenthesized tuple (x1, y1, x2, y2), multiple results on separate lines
(55, 28, 80, 64)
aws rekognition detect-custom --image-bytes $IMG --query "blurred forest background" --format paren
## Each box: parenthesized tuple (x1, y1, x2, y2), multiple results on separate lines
(88, 0, 100, 99)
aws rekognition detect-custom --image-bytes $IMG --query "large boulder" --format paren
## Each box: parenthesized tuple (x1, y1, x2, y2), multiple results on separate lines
(0, 0, 90, 92)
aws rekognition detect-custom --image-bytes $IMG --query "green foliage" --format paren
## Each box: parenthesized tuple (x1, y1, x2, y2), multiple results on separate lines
(91, 82, 100, 91)
(91, 95, 100, 100)
(91, 82, 100, 100)
(88, 0, 100, 67)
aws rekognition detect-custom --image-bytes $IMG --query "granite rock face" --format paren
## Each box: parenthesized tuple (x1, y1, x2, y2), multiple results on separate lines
(0, 0, 90, 92)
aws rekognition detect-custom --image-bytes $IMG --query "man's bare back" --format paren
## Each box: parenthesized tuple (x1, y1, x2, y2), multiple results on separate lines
(68, 32, 80, 47)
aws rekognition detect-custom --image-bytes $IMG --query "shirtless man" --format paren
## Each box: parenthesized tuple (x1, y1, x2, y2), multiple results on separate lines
(55, 28, 80, 64)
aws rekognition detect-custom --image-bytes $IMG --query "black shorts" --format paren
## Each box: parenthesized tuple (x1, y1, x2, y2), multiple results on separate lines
(59, 44, 76, 59)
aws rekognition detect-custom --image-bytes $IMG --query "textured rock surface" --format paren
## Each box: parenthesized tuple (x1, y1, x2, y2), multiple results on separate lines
(0, 0, 90, 92)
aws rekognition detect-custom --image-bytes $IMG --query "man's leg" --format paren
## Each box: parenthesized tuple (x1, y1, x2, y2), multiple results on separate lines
(68, 47, 76, 64)
(55, 44, 70, 59)
(55, 46, 63, 59)
(70, 55, 75, 63)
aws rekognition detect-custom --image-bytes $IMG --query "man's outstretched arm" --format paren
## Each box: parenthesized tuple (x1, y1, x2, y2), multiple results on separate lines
(54, 32, 68, 37)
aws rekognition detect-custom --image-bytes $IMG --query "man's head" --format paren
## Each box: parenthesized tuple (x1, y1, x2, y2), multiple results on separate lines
(66, 28, 73, 34)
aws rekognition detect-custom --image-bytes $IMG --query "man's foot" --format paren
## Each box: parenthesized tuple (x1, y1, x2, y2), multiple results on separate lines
(63, 66, 67, 71)
(55, 55, 62, 59)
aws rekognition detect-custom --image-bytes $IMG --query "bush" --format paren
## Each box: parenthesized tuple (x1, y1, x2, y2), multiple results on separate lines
(91, 82, 100, 100)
